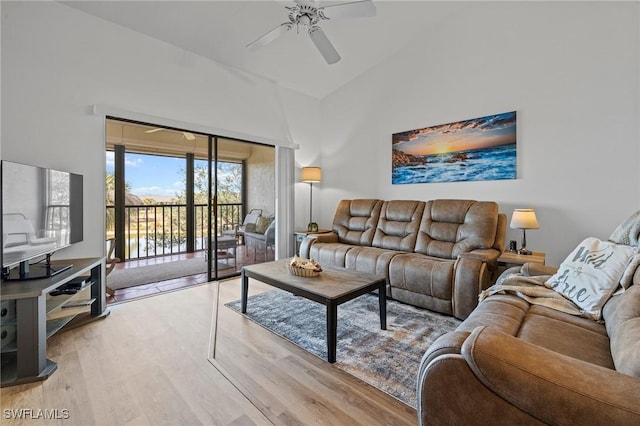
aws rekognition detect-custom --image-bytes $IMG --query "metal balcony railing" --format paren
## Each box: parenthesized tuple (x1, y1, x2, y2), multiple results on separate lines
(106, 203, 242, 260)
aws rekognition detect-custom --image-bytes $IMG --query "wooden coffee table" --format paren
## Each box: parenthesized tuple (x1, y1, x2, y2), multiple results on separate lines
(241, 258, 387, 363)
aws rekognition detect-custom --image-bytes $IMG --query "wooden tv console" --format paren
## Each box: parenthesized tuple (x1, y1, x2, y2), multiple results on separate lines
(0, 257, 109, 387)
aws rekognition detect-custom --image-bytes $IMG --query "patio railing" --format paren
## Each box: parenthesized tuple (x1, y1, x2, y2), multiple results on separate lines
(106, 202, 242, 260)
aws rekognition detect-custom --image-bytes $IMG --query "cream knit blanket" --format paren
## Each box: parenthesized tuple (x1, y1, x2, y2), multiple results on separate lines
(479, 273, 588, 318)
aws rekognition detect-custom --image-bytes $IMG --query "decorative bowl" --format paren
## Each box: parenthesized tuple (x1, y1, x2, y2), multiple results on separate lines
(287, 265, 320, 277)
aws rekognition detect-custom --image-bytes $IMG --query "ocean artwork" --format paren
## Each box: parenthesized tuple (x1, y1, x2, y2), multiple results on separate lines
(392, 111, 517, 184)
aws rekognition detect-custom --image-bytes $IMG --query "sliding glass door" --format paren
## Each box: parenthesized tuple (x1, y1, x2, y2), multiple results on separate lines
(105, 118, 276, 294)
(206, 137, 276, 281)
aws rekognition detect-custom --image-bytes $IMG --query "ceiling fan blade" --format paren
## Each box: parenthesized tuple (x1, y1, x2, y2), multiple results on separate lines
(183, 132, 196, 141)
(246, 22, 293, 51)
(319, 0, 376, 20)
(308, 27, 341, 64)
(145, 128, 164, 134)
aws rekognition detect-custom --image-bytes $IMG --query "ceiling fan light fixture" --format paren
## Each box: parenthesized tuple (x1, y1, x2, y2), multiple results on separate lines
(299, 15, 311, 26)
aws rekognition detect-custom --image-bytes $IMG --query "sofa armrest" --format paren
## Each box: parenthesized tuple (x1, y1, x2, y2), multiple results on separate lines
(313, 232, 339, 244)
(458, 248, 501, 269)
(299, 232, 339, 259)
(452, 249, 501, 319)
(419, 330, 471, 375)
(463, 326, 640, 425)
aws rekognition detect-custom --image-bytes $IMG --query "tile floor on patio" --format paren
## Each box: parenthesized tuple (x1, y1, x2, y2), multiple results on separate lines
(106, 244, 274, 304)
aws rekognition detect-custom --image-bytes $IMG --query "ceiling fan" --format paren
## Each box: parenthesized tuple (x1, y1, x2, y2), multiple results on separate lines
(246, 0, 376, 65)
(145, 128, 196, 141)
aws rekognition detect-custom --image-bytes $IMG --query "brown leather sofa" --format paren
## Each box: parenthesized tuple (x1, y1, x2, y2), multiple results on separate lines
(417, 262, 640, 425)
(300, 199, 506, 320)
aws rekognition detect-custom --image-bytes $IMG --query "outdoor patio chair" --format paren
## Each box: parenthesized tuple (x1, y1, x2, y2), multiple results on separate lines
(222, 208, 262, 244)
(244, 219, 276, 261)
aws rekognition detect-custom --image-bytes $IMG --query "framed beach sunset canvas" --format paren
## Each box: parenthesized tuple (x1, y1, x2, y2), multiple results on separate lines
(392, 111, 517, 184)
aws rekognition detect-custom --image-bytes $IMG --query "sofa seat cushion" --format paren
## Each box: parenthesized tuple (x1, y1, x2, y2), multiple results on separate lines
(516, 308, 613, 369)
(526, 304, 608, 336)
(344, 246, 400, 277)
(244, 232, 266, 241)
(457, 293, 614, 370)
(309, 242, 354, 268)
(388, 253, 456, 314)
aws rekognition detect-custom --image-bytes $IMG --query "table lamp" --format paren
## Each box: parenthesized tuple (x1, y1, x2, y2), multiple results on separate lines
(301, 167, 321, 231)
(510, 208, 540, 255)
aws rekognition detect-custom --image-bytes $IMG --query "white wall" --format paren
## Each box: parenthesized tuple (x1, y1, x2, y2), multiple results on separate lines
(276, 88, 324, 230)
(1, 1, 317, 259)
(246, 145, 276, 217)
(318, 1, 640, 266)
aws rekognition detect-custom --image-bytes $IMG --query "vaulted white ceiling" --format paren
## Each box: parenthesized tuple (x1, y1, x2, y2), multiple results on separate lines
(61, 1, 465, 99)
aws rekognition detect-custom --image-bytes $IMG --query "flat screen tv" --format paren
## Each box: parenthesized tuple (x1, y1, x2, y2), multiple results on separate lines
(1, 161, 83, 280)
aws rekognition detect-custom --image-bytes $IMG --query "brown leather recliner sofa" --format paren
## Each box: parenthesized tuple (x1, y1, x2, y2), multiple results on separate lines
(417, 262, 640, 425)
(299, 199, 506, 320)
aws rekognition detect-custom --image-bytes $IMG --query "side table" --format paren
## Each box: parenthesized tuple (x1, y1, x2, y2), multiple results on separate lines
(498, 251, 546, 268)
(294, 229, 331, 256)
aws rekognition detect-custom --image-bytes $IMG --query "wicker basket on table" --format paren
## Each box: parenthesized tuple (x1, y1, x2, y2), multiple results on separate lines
(287, 256, 322, 277)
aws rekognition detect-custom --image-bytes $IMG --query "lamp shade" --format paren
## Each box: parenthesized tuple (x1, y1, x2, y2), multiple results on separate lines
(301, 167, 322, 183)
(510, 209, 540, 229)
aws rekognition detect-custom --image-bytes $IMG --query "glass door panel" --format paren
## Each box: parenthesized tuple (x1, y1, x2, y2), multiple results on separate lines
(207, 138, 276, 280)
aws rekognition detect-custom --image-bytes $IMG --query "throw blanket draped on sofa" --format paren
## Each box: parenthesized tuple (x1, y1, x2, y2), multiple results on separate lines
(609, 209, 640, 247)
(479, 273, 587, 318)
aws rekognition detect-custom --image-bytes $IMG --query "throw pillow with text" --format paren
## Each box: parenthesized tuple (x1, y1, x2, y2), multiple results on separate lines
(545, 237, 637, 320)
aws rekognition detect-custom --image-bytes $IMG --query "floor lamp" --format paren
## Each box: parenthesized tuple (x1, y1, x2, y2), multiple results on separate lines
(301, 167, 322, 231)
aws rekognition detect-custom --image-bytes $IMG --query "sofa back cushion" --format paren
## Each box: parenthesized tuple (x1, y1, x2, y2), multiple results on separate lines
(372, 200, 425, 251)
(332, 199, 383, 246)
(603, 283, 640, 377)
(414, 200, 499, 259)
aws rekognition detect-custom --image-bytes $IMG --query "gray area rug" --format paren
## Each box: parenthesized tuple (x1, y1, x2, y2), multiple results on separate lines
(226, 289, 460, 408)
(108, 258, 232, 290)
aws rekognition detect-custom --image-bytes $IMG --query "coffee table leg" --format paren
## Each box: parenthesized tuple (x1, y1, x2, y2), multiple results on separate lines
(379, 283, 387, 330)
(241, 270, 248, 313)
(327, 302, 337, 363)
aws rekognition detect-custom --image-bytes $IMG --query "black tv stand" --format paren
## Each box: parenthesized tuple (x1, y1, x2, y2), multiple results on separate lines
(4, 255, 72, 281)
(0, 257, 109, 387)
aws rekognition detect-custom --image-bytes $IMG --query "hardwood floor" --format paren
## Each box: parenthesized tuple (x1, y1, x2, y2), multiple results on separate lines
(1, 278, 417, 425)
(212, 278, 416, 426)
